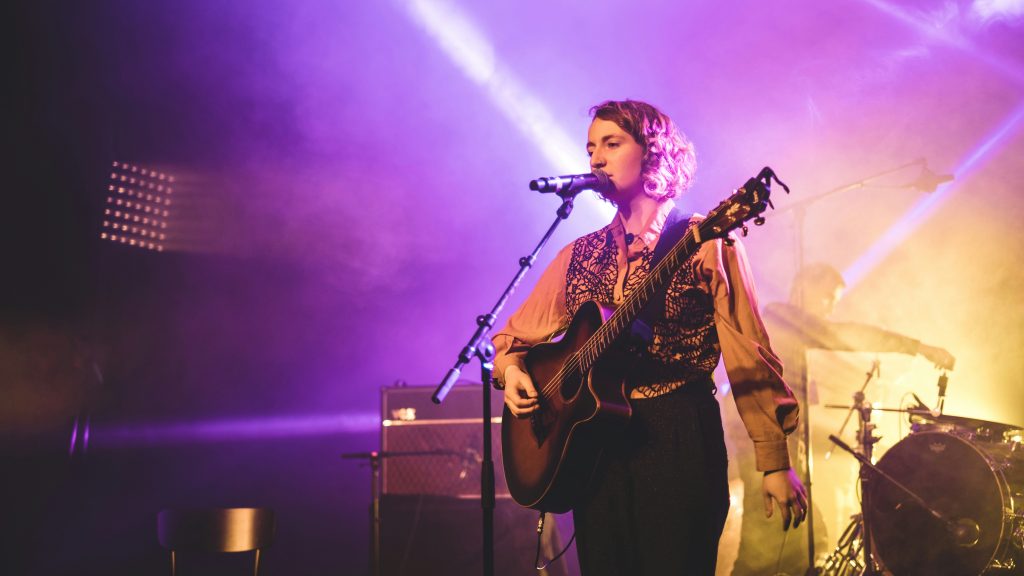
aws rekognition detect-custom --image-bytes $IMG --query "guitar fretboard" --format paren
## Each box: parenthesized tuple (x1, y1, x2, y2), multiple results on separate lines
(575, 225, 703, 373)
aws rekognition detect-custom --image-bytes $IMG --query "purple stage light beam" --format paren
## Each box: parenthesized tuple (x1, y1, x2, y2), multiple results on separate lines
(90, 411, 381, 449)
(844, 100, 1024, 288)
(860, 0, 1024, 86)
(400, 0, 615, 222)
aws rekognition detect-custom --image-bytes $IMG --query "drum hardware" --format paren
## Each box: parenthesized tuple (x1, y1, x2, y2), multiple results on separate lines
(935, 371, 949, 417)
(826, 433, 979, 573)
(823, 407, 1024, 574)
(991, 458, 1014, 473)
(823, 360, 880, 462)
(908, 410, 1023, 443)
(819, 362, 974, 576)
(990, 557, 1018, 571)
(866, 431, 1024, 574)
(818, 513, 866, 576)
(817, 363, 1024, 574)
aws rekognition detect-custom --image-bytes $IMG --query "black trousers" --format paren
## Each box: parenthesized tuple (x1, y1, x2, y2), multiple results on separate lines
(573, 383, 730, 576)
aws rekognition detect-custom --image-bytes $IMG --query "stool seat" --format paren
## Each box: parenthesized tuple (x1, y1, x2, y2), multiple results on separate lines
(157, 507, 275, 575)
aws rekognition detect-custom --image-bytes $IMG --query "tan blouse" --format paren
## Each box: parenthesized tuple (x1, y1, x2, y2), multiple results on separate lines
(493, 199, 799, 472)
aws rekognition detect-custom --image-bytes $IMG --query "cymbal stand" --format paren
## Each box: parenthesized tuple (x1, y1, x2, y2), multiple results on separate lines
(854, 391, 881, 575)
(824, 360, 879, 462)
(819, 370, 883, 576)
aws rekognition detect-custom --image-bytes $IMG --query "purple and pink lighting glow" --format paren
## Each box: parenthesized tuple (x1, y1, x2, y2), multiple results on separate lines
(843, 99, 1024, 288)
(5, 1, 1024, 574)
(91, 411, 380, 449)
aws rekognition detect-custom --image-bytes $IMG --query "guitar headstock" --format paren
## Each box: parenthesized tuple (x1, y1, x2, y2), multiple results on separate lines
(698, 167, 790, 244)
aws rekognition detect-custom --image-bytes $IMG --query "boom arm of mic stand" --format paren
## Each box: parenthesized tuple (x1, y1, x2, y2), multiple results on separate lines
(433, 194, 577, 404)
(773, 158, 926, 217)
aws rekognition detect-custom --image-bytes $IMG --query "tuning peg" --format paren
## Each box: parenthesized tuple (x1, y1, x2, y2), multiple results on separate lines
(723, 237, 735, 247)
(754, 216, 765, 226)
(741, 225, 749, 237)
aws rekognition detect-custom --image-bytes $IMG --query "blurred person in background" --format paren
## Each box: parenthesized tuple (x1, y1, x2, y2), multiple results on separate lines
(728, 262, 955, 575)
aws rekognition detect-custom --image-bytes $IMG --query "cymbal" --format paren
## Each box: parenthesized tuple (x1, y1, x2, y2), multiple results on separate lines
(909, 411, 1023, 435)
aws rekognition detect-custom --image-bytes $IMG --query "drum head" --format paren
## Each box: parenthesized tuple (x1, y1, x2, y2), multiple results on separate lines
(868, 431, 1005, 576)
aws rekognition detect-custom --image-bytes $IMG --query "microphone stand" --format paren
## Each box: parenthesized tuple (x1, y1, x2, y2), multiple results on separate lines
(775, 158, 928, 575)
(432, 190, 582, 576)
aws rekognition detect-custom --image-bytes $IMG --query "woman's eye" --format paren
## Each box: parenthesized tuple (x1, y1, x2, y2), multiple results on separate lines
(608, 142, 619, 148)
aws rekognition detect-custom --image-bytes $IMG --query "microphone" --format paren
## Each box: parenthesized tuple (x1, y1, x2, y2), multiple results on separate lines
(912, 165, 955, 192)
(530, 169, 610, 196)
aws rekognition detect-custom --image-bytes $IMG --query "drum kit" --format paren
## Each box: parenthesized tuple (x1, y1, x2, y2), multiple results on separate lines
(817, 366, 1024, 576)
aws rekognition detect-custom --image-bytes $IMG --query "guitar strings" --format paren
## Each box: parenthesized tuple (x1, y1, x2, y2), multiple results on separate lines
(536, 225, 700, 401)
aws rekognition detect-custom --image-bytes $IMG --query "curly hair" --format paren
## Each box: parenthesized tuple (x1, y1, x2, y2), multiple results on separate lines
(590, 100, 697, 201)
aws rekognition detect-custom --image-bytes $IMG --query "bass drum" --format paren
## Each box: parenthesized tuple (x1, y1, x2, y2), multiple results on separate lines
(867, 431, 1024, 575)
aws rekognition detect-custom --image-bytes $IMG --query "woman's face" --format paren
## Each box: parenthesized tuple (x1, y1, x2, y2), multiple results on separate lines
(587, 118, 645, 204)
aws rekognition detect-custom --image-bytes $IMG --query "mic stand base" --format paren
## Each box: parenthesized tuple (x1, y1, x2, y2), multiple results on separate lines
(818, 514, 866, 576)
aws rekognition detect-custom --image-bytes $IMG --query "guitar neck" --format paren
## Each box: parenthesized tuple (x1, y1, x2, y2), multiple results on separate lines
(576, 225, 703, 373)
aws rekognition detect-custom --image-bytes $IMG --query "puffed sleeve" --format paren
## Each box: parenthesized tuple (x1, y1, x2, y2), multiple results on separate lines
(492, 241, 574, 387)
(702, 234, 799, 472)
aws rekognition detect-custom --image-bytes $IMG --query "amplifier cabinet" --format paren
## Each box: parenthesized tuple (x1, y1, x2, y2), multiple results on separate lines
(380, 383, 509, 498)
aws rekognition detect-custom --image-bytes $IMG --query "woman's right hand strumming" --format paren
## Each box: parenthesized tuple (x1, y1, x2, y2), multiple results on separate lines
(503, 365, 540, 418)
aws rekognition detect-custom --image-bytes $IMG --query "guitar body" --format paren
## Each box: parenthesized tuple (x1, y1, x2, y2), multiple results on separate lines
(501, 300, 632, 513)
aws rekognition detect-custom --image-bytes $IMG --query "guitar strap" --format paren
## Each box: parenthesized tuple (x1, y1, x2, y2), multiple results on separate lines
(629, 209, 693, 344)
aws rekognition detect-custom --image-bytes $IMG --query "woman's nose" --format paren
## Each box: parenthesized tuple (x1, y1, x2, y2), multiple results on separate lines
(590, 153, 606, 170)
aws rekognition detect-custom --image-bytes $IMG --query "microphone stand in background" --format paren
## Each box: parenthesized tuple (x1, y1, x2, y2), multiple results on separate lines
(432, 185, 584, 576)
(773, 158, 950, 574)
